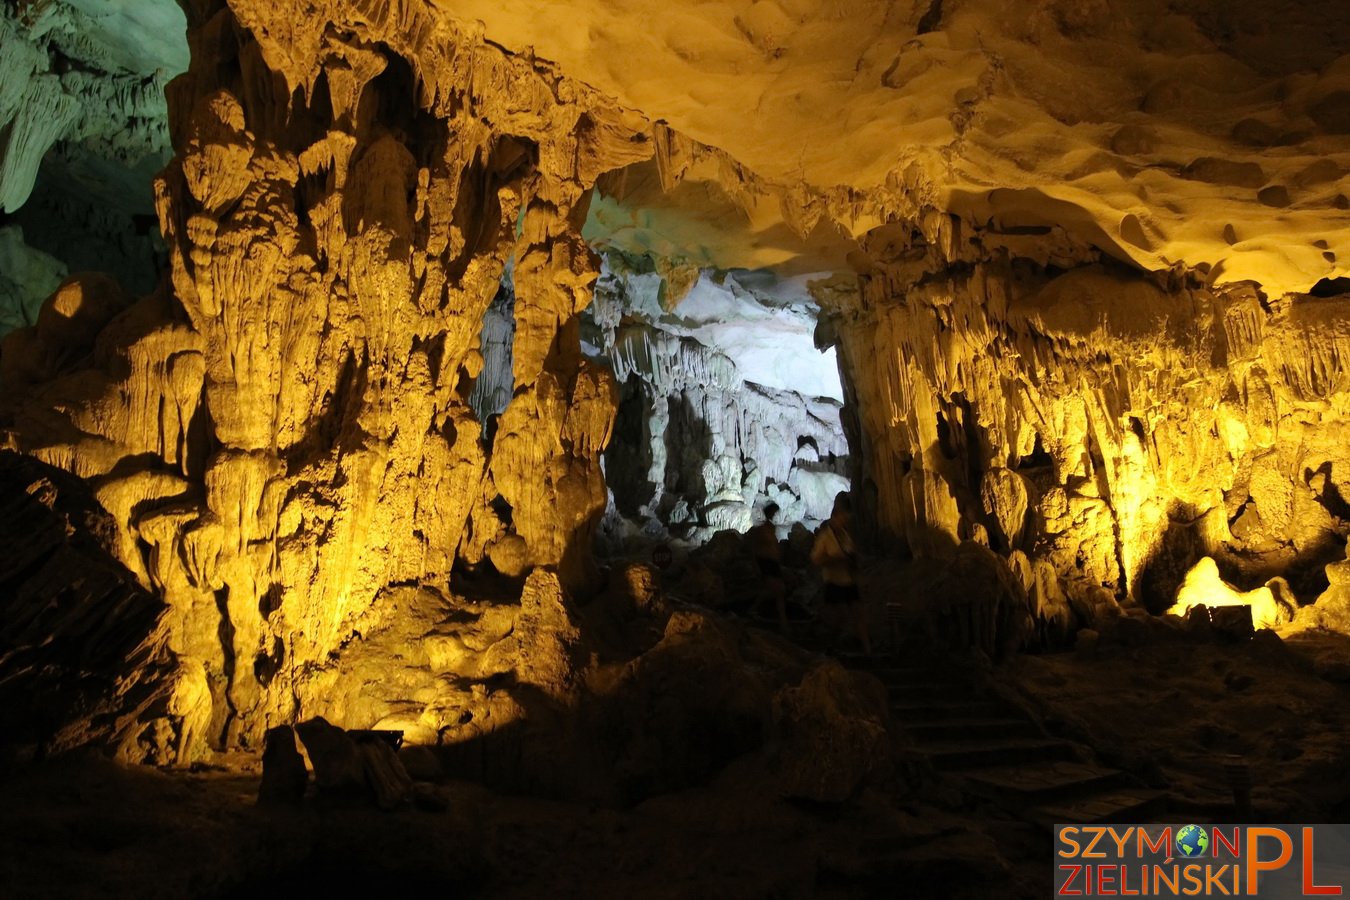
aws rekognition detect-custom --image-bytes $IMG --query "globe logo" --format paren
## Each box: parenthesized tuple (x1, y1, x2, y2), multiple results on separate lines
(1176, 824, 1210, 858)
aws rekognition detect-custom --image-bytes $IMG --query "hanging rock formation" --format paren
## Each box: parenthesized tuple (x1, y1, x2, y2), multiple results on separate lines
(0, 0, 1349, 760)
(0, 2, 185, 318)
(592, 260, 849, 544)
(1, 0, 654, 759)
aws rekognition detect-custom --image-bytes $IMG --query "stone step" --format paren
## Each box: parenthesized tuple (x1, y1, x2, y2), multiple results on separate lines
(885, 681, 974, 701)
(890, 697, 1017, 722)
(1032, 788, 1170, 826)
(905, 716, 1042, 741)
(921, 736, 1077, 770)
(959, 760, 1129, 805)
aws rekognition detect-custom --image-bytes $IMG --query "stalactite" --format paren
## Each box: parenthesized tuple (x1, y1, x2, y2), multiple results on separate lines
(0, 0, 653, 759)
(827, 255, 1350, 615)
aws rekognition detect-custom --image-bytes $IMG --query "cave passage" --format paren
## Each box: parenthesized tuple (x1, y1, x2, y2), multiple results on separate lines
(592, 260, 851, 551)
(470, 216, 852, 554)
(4, 6, 1350, 869)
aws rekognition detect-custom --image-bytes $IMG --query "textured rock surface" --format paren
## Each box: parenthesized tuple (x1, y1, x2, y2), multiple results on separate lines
(826, 252, 1350, 613)
(594, 262, 849, 544)
(0, 226, 67, 337)
(0, 450, 174, 761)
(0, 2, 184, 323)
(1168, 556, 1294, 629)
(770, 660, 892, 803)
(0, 2, 181, 213)
(446, 0, 1350, 295)
(1, 0, 653, 758)
(2, 0, 1350, 763)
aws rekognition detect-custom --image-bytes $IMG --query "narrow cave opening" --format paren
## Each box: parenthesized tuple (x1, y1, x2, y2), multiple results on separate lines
(468, 268, 516, 432)
(584, 252, 851, 554)
(1016, 432, 1055, 471)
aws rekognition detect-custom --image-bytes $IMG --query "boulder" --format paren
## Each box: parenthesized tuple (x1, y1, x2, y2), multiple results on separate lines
(1167, 557, 1291, 629)
(1300, 551, 1350, 633)
(257, 725, 307, 806)
(770, 660, 892, 802)
(910, 541, 1030, 659)
(295, 717, 369, 804)
(355, 737, 414, 810)
(294, 717, 414, 809)
(603, 611, 770, 800)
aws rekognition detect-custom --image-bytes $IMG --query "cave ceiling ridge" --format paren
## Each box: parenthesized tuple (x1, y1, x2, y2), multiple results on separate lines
(442, 0, 1350, 296)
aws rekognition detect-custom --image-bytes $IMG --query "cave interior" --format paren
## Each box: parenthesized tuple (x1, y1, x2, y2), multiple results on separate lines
(1, 0, 1349, 896)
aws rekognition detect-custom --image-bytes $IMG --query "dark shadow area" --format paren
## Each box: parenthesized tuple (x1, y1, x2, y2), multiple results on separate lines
(1133, 507, 1209, 613)
(1015, 432, 1054, 471)
(606, 378, 656, 516)
(1309, 276, 1350, 297)
(0, 450, 172, 760)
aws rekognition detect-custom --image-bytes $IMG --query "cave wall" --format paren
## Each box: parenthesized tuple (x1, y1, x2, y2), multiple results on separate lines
(1, 0, 653, 758)
(0, 3, 181, 329)
(827, 222, 1350, 612)
(1, 0, 1347, 761)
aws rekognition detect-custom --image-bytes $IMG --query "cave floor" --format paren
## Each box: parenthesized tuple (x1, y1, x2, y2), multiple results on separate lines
(4, 624, 1348, 899)
(0, 752, 1040, 900)
(1004, 626, 1350, 822)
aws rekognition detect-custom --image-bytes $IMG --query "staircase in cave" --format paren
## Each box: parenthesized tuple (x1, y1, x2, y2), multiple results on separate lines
(857, 648, 1169, 827)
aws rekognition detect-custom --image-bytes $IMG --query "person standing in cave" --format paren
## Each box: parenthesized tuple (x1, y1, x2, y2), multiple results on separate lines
(748, 502, 789, 633)
(811, 491, 871, 656)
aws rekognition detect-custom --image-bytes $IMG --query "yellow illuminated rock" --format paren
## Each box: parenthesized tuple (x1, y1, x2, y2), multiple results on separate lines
(0, 0, 1348, 765)
(1167, 556, 1293, 630)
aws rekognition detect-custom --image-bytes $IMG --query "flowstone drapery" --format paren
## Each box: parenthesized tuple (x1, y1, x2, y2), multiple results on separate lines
(825, 220, 1350, 624)
(1, 0, 652, 759)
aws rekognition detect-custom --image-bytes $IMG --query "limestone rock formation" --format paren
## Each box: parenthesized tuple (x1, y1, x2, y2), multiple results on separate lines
(0, 226, 66, 337)
(604, 609, 771, 799)
(827, 258, 1350, 613)
(0, 450, 174, 762)
(1, 0, 1349, 766)
(1168, 556, 1294, 630)
(770, 660, 892, 803)
(594, 262, 849, 544)
(1, 0, 654, 759)
(257, 723, 308, 805)
(447, 0, 1350, 295)
(0, 1, 185, 321)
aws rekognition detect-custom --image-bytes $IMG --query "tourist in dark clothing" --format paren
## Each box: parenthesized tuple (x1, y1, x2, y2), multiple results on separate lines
(810, 491, 870, 655)
(748, 502, 788, 632)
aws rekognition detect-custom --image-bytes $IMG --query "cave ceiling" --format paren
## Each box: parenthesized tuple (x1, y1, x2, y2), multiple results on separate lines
(4, 0, 1348, 295)
(0, 0, 186, 214)
(441, 0, 1350, 294)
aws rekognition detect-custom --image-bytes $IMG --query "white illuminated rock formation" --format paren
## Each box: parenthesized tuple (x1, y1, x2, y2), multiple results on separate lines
(593, 262, 848, 541)
(1168, 556, 1293, 629)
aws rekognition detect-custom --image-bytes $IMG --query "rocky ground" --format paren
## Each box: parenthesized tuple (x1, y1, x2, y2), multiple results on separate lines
(0, 749, 1034, 899)
(1006, 624, 1350, 821)
(4, 542, 1349, 899)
